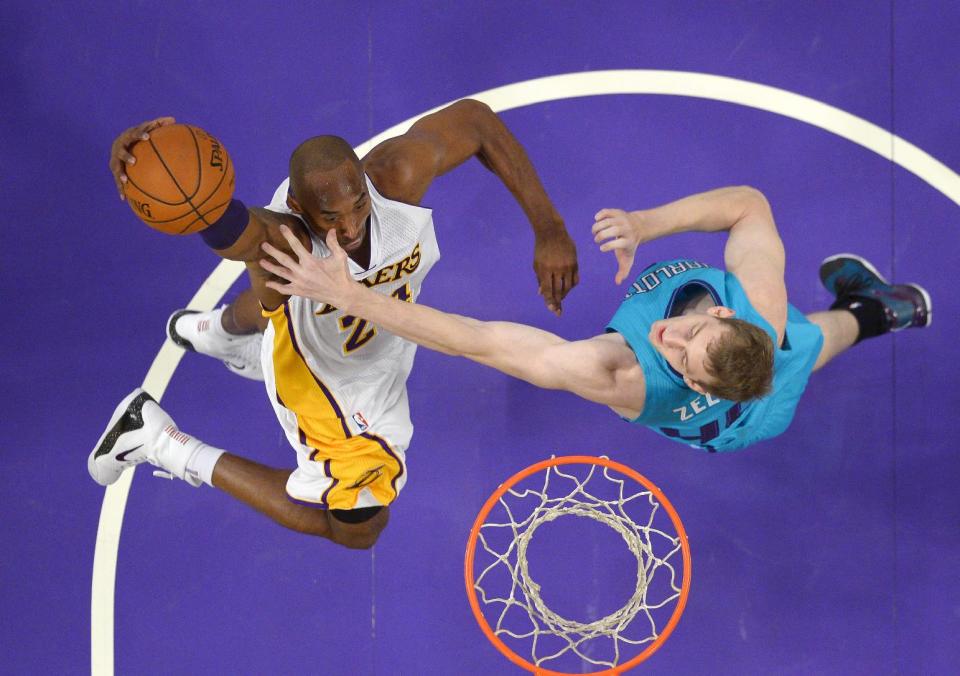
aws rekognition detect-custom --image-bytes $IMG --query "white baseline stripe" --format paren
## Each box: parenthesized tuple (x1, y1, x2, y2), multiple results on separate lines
(91, 69, 960, 674)
(90, 259, 242, 675)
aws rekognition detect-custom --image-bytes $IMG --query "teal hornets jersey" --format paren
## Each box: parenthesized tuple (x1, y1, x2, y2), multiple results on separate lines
(607, 259, 823, 451)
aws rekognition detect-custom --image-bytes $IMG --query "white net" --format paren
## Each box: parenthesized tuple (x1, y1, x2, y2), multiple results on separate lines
(470, 459, 687, 673)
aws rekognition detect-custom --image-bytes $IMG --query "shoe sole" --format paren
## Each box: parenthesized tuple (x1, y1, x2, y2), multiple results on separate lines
(905, 282, 933, 328)
(821, 253, 932, 328)
(167, 309, 199, 352)
(820, 252, 888, 285)
(88, 388, 153, 485)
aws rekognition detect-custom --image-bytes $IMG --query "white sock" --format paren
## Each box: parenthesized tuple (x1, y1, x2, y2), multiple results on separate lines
(186, 444, 226, 487)
(210, 307, 234, 339)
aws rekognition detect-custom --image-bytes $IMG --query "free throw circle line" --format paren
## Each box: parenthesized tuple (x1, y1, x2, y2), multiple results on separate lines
(92, 69, 960, 675)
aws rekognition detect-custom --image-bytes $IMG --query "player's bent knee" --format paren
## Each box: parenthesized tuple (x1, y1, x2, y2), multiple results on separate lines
(329, 506, 390, 550)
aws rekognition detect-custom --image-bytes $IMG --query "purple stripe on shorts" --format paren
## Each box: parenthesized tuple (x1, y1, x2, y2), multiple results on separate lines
(285, 494, 329, 510)
(362, 432, 405, 497)
(282, 302, 351, 438)
(319, 458, 338, 506)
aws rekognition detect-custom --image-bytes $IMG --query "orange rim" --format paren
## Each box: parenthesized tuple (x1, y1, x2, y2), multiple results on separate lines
(464, 455, 692, 675)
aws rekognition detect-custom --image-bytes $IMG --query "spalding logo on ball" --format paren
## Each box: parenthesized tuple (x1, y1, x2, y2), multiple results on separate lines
(123, 124, 235, 235)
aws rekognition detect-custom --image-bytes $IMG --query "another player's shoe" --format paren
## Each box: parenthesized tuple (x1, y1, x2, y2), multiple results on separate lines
(820, 254, 932, 331)
(167, 307, 264, 381)
(88, 388, 203, 487)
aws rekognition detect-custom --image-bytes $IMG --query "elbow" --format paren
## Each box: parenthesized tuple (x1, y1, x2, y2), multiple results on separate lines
(735, 186, 771, 212)
(455, 98, 494, 119)
(335, 533, 380, 550)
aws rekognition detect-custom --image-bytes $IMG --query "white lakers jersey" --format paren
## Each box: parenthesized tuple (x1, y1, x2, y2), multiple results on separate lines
(260, 175, 440, 464)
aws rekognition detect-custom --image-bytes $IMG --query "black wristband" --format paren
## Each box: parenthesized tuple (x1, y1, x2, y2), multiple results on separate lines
(200, 198, 248, 250)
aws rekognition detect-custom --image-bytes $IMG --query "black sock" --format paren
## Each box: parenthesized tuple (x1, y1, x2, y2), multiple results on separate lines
(830, 296, 887, 343)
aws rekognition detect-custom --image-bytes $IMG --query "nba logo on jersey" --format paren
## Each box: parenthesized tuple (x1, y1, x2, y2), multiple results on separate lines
(352, 412, 370, 431)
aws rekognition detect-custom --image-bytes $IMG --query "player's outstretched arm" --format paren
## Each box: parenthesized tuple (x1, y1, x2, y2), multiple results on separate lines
(365, 99, 578, 316)
(259, 226, 644, 412)
(592, 186, 787, 342)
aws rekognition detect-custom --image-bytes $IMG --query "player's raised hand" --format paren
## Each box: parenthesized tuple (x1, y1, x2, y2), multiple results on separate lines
(108, 116, 176, 200)
(260, 226, 358, 310)
(592, 208, 644, 285)
(533, 228, 579, 316)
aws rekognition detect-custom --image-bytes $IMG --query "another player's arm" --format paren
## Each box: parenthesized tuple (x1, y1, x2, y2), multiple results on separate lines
(593, 186, 787, 343)
(260, 227, 646, 412)
(364, 99, 579, 315)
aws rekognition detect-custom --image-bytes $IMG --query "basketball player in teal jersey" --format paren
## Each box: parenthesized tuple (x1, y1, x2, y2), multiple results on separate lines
(256, 185, 931, 452)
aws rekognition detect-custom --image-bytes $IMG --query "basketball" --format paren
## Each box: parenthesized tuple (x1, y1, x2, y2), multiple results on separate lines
(122, 124, 235, 235)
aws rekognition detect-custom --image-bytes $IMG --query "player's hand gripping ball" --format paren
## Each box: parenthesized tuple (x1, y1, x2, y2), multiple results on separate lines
(123, 124, 235, 234)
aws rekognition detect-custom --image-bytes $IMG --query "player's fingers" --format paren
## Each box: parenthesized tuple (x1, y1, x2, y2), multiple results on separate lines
(111, 136, 138, 167)
(599, 238, 631, 253)
(325, 228, 347, 259)
(264, 280, 293, 295)
(540, 278, 561, 315)
(614, 254, 634, 285)
(593, 208, 621, 222)
(108, 158, 127, 199)
(590, 216, 616, 235)
(592, 223, 621, 243)
(257, 256, 288, 279)
(277, 224, 309, 259)
(546, 271, 561, 307)
(141, 116, 175, 134)
(260, 241, 298, 270)
(558, 269, 577, 299)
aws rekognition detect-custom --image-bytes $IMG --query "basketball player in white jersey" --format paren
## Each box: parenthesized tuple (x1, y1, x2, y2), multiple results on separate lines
(92, 101, 579, 549)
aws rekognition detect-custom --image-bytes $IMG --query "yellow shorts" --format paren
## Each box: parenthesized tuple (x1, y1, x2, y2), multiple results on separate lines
(261, 302, 411, 511)
(285, 430, 407, 511)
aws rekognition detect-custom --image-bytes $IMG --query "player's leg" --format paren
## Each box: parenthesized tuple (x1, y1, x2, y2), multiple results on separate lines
(221, 287, 269, 334)
(88, 389, 388, 549)
(806, 310, 858, 371)
(211, 454, 389, 549)
(810, 253, 931, 372)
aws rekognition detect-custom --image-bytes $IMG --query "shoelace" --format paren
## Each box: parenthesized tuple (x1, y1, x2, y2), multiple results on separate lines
(837, 271, 874, 296)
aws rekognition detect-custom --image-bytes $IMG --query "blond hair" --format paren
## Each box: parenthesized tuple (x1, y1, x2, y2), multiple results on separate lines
(700, 317, 774, 402)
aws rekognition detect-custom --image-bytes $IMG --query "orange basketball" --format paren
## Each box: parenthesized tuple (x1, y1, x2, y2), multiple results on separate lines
(123, 124, 235, 235)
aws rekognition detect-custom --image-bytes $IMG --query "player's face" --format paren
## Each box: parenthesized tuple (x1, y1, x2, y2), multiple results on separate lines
(299, 164, 372, 252)
(648, 311, 730, 391)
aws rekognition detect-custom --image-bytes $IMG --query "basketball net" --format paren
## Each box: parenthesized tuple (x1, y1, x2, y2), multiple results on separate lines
(465, 456, 691, 675)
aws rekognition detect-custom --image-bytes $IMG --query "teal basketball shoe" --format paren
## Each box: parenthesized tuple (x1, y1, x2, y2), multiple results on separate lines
(819, 254, 932, 330)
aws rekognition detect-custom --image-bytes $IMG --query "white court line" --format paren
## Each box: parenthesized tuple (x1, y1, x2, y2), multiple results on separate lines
(91, 69, 960, 675)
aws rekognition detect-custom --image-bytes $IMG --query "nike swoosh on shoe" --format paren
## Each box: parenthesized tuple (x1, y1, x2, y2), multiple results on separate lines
(116, 445, 143, 462)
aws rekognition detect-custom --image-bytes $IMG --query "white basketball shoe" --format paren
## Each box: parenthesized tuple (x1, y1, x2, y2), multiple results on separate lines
(167, 306, 264, 381)
(88, 388, 203, 487)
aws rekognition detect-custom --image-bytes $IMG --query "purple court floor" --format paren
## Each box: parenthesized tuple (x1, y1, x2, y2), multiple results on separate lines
(3, 2, 959, 674)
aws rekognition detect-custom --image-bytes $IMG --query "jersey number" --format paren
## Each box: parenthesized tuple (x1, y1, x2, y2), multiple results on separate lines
(337, 283, 413, 355)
